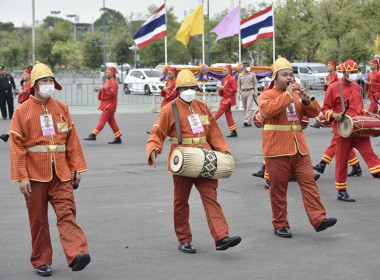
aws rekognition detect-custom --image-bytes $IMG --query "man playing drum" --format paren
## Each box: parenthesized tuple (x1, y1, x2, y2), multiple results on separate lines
(313, 63, 362, 177)
(322, 59, 380, 202)
(259, 56, 337, 238)
(147, 69, 241, 253)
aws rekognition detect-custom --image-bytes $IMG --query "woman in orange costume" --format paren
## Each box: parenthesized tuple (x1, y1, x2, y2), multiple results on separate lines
(147, 69, 241, 254)
(9, 62, 90, 276)
(259, 56, 337, 238)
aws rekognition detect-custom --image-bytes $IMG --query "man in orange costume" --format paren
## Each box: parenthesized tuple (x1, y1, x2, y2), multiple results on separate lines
(160, 67, 178, 108)
(84, 67, 122, 144)
(322, 59, 380, 202)
(259, 56, 337, 238)
(147, 69, 241, 253)
(9, 62, 90, 276)
(0, 68, 32, 142)
(214, 65, 238, 137)
(313, 63, 362, 177)
(364, 59, 380, 113)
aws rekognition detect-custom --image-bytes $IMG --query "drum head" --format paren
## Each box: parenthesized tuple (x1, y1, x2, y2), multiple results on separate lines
(170, 148, 184, 173)
(338, 115, 353, 138)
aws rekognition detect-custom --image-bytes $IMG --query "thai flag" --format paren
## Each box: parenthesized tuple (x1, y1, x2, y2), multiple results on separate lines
(240, 6, 273, 48)
(133, 4, 166, 49)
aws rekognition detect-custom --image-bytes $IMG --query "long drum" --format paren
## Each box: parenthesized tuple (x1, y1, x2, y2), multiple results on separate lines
(338, 115, 380, 138)
(170, 147, 234, 179)
(316, 112, 332, 128)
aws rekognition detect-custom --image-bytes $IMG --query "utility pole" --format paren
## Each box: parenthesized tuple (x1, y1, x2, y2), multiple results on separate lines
(32, 0, 36, 64)
(102, 0, 107, 75)
(207, 0, 210, 66)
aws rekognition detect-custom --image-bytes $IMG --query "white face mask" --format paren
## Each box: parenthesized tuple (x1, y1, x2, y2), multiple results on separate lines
(39, 84, 55, 98)
(347, 73, 358, 82)
(245, 67, 250, 72)
(180, 89, 196, 103)
(337, 73, 344, 79)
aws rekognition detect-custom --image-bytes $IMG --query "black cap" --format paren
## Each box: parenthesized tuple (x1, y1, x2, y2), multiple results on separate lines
(0, 66, 5, 71)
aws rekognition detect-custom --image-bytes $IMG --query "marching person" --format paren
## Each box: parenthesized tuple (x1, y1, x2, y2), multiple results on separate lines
(9, 62, 90, 276)
(0, 65, 18, 120)
(322, 59, 380, 202)
(160, 67, 178, 108)
(147, 69, 241, 253)
(237, 60, 258, 127)
(364, 59, 380, 114)
(311, 61, 338, 128)
(84, 67, 122, 144)
(259, 56, 337, 238)
(1, 68, 33, 142)
(214, 65, 238, 137)
(313, 63, 362, 177)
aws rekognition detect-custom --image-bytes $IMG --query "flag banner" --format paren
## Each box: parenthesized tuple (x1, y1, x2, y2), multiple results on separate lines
(175, 4, 204, 47)
(210, 5, 240, 42)
(133, 4, 166, 49)
(241, 6, 273, 48)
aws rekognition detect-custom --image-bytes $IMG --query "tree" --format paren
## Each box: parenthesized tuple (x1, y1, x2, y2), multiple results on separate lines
(82, 35, 104, 70)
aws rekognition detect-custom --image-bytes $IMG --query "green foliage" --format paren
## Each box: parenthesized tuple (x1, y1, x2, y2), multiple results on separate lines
(82, 35, 103, 70)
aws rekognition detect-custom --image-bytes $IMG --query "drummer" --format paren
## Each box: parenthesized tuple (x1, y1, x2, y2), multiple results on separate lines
(147, 69, 241, 254)
(322, 59, 380, 202)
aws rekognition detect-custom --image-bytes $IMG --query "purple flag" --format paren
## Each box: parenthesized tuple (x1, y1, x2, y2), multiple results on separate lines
(210, 6, 240, 42)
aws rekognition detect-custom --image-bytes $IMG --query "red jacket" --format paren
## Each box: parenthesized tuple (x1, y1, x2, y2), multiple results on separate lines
(218, 75, 237, 106)
(160, 78, 178, 108)
(324, 72, 338, 91)
(98, 78, 118, 112)
(18, 82, 31, 104)
(365, 70, 380, 98)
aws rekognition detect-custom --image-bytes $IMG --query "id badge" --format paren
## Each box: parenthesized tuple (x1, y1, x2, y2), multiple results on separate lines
(200, 114, 210, 125)
(40, 114, 55, 136)
(188, 114, 204, 134)
(57, 122, 69, 132)
(286, 103, 299, 121)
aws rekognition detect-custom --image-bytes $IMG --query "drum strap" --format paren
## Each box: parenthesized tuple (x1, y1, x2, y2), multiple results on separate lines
(338, 81, 345, 112)
(171, 100, 182, 145)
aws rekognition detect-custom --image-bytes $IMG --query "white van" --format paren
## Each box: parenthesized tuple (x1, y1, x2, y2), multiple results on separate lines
(292, 63, 328, 89)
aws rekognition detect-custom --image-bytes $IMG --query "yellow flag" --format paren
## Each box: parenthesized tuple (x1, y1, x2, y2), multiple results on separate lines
(375, 36, 380, 55)
(175, 4, 204, 47)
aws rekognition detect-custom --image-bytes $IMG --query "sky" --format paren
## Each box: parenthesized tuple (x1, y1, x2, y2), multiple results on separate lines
(0, 0, 267, 27)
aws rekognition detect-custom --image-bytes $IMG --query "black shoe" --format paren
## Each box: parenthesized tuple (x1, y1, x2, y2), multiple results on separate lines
(84, 134, 96, 141)
(264, 180, 269, 189)
(69, 253, 91, 271)
(314, 173, 320, 182)
(0, 134, 9, 142)
(178, 242, 196, 253)
(337, 190, 355, 202)
(347, 163, 362, 177)
(289, 174, 296, 182)
(227, 130, 237, 137)
(36, 264, 51, 276)
(216, 236, 241, 250)
(316, 217, 337, 232)
(310, 123, 320, 128)
(313, 161, 326, 174)
(244, 122, 248, 127)
(108, 137, 122, 144)
(252, 164, 265, 178)
(275, 227, 292, 238)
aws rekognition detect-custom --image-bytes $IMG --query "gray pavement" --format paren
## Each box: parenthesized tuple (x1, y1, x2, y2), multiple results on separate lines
(1, 106, 380, 280)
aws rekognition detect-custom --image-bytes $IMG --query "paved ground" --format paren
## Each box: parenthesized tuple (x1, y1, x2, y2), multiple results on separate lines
(1, 106, 380, 280)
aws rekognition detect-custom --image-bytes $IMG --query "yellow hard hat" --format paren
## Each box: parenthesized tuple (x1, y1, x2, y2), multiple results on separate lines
(31, 61, 61, 89)
(175, 69, 198, 89)
(271, 55, 292, 81)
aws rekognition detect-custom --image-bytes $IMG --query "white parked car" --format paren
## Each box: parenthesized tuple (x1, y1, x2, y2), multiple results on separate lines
(123, 69, 165, 95)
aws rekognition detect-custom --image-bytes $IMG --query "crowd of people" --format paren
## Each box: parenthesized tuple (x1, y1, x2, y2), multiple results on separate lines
(1, 55, 380, 277)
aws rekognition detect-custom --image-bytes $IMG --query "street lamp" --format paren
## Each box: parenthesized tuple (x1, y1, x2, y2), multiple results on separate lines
(66, 14, 79, 41)
(129, 45, 138, 68)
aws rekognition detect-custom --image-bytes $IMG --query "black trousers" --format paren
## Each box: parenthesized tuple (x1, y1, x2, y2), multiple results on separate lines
(0, 92, 14, 119)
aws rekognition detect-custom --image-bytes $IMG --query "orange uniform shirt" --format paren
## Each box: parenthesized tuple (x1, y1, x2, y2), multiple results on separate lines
(365, 70, 380, 98)
(259, 87, 320, 157)
(18, 82, 31, 104)
(147, 98, 229, 171)
(9, 95, 87, 182)
(98, 78, 118, 112)
(218, 75, 237, 105)
(324, 72, 338, 91)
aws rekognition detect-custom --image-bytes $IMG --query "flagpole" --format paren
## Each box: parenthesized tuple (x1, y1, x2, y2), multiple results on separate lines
(202, 0, 205, 64)
(164, 0, 167, 64)
(272, 2, 275, 63)
(238, 0, 241, 62)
